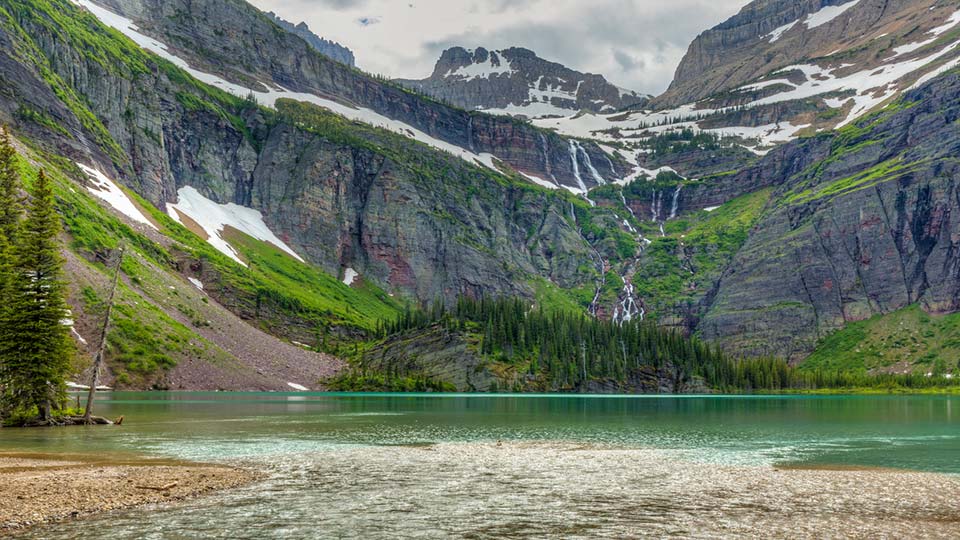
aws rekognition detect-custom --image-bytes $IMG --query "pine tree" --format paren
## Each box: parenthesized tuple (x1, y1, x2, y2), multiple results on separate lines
(2, 169, 71, 422)
(0, 127, 22, 412)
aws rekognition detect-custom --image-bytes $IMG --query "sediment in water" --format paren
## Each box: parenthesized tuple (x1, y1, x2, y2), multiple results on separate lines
(0, 453, 257, 535)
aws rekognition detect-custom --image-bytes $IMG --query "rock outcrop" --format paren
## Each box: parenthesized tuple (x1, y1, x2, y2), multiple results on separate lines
(397, 47, 648, 117)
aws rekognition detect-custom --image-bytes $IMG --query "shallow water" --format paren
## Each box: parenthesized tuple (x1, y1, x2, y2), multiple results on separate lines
(3, 393, 959, 538)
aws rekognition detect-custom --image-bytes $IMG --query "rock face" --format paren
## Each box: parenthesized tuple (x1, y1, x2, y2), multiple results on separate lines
(263, 12, 355, 67)
(0, 0, 598, 306)
(655, 0, 946, 108)
(700, 72, 960, 361)
(359, 327, 497, 392)
(92, 0, 626, 192)
(397, 47, 648, 117)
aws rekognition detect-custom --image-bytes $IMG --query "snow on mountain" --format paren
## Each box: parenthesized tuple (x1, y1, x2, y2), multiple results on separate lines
(71, 0, 504, 173)
(166, 186, 304, 267)
(803, 0, 861, 29)
(78, 163, 158, 230)
(398, 47, 648, 119)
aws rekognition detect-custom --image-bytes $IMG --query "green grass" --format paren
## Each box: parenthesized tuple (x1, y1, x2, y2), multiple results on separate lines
(633, 189, 772, 320)
(785, 156, 922, 205)
(223, 228, 400, 331)
(801, 304, 960, 376)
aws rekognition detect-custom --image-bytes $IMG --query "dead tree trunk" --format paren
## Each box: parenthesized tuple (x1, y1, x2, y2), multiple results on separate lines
(84, 244, 124, 424)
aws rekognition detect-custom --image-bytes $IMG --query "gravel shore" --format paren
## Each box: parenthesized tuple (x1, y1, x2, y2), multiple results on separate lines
(0, 453, 257, 535)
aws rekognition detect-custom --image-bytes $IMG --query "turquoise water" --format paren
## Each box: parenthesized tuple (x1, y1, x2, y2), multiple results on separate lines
(4, 393, 959, 538)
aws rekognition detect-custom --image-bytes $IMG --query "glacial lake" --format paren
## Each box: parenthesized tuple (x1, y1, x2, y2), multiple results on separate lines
(3, 393, 959, 538)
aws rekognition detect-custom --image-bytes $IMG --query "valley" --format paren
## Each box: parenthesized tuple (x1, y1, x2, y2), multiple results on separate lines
(0, 0, 958, 394)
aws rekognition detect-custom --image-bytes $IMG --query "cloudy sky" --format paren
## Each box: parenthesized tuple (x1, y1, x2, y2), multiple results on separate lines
(248, 0, 751, 95)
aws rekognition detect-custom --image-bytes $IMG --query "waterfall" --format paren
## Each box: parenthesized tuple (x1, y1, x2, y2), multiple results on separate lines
(540, 133, 560, 187)
(668, 185, 683, 220)
(466, 116, 476, 153)
(612, 279, 642, 325)
(650, 190, 663, 223)
(568, 140, 589, 193)
(575, 141, 606, 186)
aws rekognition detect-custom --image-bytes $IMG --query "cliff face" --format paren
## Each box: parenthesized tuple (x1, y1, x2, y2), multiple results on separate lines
(655, 0, 944, 108)
(700, 72, 960, 361)
(264, 11, 355, 67)
(92, 0, 626, 192)
(397, 47, 648, 117)
(0, 0, 598, 307)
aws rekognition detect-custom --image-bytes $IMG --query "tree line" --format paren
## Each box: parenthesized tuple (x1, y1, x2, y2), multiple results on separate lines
(0, 128, 73, 425)
(379, 296, 960, 393)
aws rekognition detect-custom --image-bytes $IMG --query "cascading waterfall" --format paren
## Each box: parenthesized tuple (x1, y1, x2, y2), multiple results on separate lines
(612, 279, 642, 325)
(569, 200, 605, 319)
(650, 190, 663, 223)
(466, 116, 476, 153)
(574, 141, 606, 186)
(668, 185, 683, 220)
(568, 140, 589, 193)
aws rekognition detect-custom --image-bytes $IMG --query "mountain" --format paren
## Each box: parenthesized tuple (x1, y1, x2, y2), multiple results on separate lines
(86, 0, 627, 194)
(539, 0, 960, 156)
(0, 0, 639, 389)
(0, 0, 958, 392)
(397, 47, 649, 118)
(263, 11, 355, 67)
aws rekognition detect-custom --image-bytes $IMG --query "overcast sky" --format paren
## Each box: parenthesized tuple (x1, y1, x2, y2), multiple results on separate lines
(248, 0, 751, 95)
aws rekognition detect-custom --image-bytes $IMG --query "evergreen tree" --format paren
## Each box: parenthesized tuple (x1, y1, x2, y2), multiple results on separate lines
(1, 169, 71, 422)
(0, 127, 22, 412)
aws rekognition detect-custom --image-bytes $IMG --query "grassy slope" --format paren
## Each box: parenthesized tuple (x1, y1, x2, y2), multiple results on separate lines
(632, 189, 773, 323)
(14, 139, 397, 386)
(801, 304, 960, 376)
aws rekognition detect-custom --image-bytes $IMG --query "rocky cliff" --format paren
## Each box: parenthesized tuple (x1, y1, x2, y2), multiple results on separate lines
(0, 0, 601, 312)
(701, 71, 960, 361)
(264, 11, 355, 67)
(397, 47, 648, 118)
(89, 0, 627, 193)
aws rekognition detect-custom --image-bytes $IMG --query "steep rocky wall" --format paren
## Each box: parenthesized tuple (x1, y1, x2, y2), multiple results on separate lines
(700, 73, 960, 360)
(0, 0, 597, 305)
(93, 0, 626, 190)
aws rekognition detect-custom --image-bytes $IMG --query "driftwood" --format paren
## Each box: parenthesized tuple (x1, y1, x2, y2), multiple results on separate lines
(136, 482, 178, 491)
(19, 415, 113, 427)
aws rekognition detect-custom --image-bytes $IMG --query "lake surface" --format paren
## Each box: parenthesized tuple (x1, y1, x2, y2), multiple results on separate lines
(3, 393, 959, 538)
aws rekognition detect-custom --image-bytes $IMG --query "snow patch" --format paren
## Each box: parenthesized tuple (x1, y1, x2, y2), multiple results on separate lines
(445, 52, 516, 80)
(77, 163, 157, 230)
(804, 0, 861, 29)
(166, 186, 304, 267)
(287, 382, 309, 392)
(343, 267, 359, 286)
(188, 277, 204, 290)
(767, 20, 798, 43)
(71, 327, 88, 345)
(703, 206, 721, 213)
(67, 381, 111, 391)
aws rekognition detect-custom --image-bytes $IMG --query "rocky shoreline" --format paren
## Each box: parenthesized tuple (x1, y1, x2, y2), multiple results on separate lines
(0, 453, 258, 535)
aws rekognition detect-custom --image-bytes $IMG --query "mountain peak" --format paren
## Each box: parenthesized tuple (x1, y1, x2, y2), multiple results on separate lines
(400, 46, 648, 118)
(265, 11, 355, 67)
